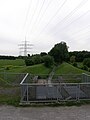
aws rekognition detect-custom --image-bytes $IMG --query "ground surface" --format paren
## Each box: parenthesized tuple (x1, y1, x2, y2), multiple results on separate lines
(0, 105, 90, 120)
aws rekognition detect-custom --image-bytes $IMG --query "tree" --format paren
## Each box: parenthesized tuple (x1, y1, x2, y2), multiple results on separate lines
(25, 58, 34, 66)
(70, 56, 76, 63)
(69, 51, 90, 62)
(83, 58, 90, 68)
(43, 55, 54, 68)
(40, 52, 47, 56)
(32, 55, 42, 64)
(49, 41, 69, 63)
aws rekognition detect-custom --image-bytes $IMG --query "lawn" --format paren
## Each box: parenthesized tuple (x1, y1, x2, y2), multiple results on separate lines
(22, 64, 52, 74)
(0, 61, 90, 106)
(52, 62, 90, 83)
(55, 62, 88, 75)
(0, 59, 25, 68)
(0, 63, 52, 106)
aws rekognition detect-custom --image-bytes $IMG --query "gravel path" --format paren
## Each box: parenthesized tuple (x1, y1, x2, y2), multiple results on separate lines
(0, 105, 90, 120)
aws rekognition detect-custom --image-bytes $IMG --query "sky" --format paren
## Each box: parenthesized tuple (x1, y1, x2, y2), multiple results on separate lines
(0, 0, 90, 56)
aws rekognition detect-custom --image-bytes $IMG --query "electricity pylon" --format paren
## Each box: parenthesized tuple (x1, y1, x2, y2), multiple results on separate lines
(19, 37, 33, 56)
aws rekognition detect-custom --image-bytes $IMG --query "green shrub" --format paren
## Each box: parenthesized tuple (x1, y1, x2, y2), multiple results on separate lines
(83, 65, 88, 71)
(72, 62, 77, 67)
(43, 55, 54, 68)
(25, 58, 34, 66)
(83, 58, 90, 67)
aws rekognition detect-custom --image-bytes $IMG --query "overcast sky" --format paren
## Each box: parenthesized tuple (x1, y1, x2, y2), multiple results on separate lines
(0, 0, 90, 56)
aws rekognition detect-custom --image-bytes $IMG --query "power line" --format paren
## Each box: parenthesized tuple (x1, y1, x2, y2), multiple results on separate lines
(70, 29, 90, 39)
(26, 0, 39, 35)
(33, 0, 53, 31)
(53, 0, 88, 35)
(69, 24, 90, 36)
(37, 0, 67, 36)
(30, 0, 46, 33)
(23, 0, 32, 31)
(53, 10, 90, 35)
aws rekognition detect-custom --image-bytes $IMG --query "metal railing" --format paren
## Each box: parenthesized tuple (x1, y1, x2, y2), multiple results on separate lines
(20, 73, 90, 103)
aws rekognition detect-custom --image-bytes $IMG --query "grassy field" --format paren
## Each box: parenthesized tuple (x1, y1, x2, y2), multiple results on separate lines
(22, 64, 52, 74)
(52, 62, 90, 83)
(0, 59, 25, 68)
(0, 59, 90, 106)
(0, 63, 52, 85)
(0, 61, 52, 106)
(55, 62, 88, 75)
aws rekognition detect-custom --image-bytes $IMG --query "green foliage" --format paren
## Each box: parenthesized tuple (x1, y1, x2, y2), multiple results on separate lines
(69, 51, 90, 62)
(25, 58, 34, 66)
(40, 52, 47, 56)
(0, 59, 25, 67)
(72, 62, 77, 67)
(82, 65, 88, 71)
(70, 56, 76, 63)
(43, 55, 54, 68)
(55, 62, 87, 75)
(49, 41, 69, 63)
(25, 55, 43, 66)
(23, 64, 52, 75)
(32, 55, 43, 64)
(83, 58, 90, 67)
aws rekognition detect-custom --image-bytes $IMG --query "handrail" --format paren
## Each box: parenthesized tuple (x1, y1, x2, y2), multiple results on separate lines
(20, 73, 29, 85)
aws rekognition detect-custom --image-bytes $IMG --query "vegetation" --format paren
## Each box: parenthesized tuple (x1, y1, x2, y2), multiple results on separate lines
(55, 62, 88, 75)
(69, 51, 90, 62)
(22, 64, 52, 75)
(70, 55, 76, 63)
(0, 59, 25, 67)
(49, 41, 69, 63)
(43, 55, 54, 68)
(0, 55, 16, 60)
(83, 58, 90, 68)
(0, 41, 90, 106)
(25, 54, 43, 66)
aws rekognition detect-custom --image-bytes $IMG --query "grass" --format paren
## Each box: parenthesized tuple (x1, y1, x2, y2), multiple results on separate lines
(0, 64, 51, 85)
(52, 62, 90, 83)
(55, 62, 88, 75)
(0, 59, 25, 68)
(0, 60, 90, 106)
(22, 64, 52, 74)
(0, 94, 20, 106)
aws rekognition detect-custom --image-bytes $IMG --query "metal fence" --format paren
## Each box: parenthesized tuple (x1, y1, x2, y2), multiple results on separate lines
(20, 73, 90, 103)
(82, 73, 90, 83)
(0, 72, 26, 86)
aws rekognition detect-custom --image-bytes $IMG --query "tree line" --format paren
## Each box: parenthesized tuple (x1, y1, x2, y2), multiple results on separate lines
(0, 41, 90, 69)
(0, 55, 16, 60)
(24, 41, 90, 70)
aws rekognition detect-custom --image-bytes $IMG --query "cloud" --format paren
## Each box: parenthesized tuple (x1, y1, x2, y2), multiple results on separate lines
(0, 0, 90, 55)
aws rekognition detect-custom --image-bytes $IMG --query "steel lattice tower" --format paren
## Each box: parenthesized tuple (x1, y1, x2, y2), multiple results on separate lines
(19, 37, 33, 56)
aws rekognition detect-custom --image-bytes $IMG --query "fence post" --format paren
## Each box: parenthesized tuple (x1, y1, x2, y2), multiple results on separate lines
(27, 85, 28, 102)
(78, 83, 80, 101)
(56, 85, 58, 102)
(76, 84, 78, 100)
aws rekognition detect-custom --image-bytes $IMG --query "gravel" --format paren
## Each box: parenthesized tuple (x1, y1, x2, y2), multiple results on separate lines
(0, 105, 90, 120)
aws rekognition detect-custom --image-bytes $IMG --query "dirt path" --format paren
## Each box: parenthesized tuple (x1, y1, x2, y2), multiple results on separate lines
(0, 105, 90, 120)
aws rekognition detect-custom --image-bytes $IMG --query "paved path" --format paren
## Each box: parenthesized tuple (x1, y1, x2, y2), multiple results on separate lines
(48, 67, 56, 86)
(0, 105, 90, 120)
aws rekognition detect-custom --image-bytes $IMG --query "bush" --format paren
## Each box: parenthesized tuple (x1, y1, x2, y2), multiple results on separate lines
(70, 56, 76, 63)
(25, 55, 43, 66)
(83, 58, 90, 67)
(83, 65, 88, 71)
(88, 68, 90, 72)
(43, 55, 54, 68)
(25, 58, 34, 66)
(72, 62, 77, 67)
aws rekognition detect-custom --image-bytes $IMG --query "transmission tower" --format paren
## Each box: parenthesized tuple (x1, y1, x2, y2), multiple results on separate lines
(19, 37, 33, 56)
